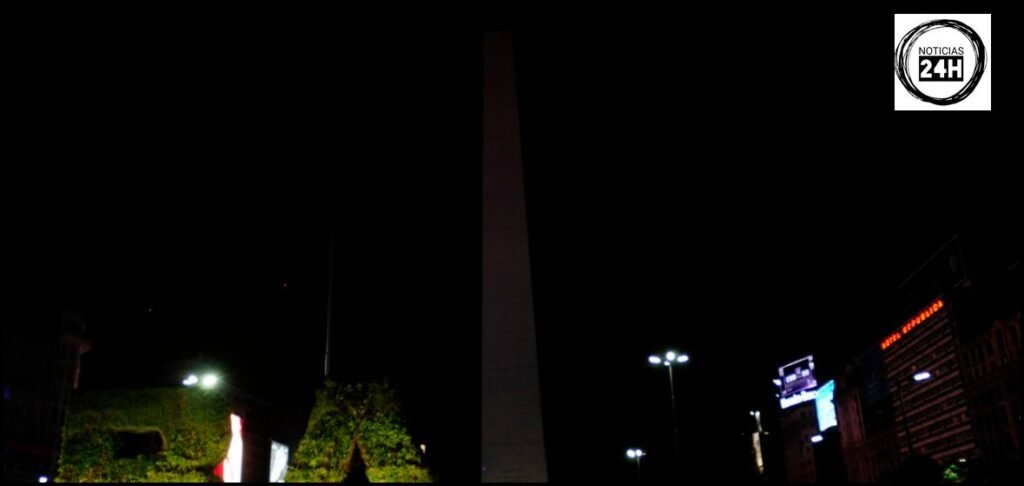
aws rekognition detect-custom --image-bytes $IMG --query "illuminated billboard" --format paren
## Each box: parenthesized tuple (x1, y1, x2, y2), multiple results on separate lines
(815, 380, 837, 431)
(778, 355, 819, 409)
(214, 414, 244, 482)
(270, 440, 289, 483)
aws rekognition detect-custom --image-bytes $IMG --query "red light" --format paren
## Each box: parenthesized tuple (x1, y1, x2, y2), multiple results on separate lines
(880, 299, 945, 351)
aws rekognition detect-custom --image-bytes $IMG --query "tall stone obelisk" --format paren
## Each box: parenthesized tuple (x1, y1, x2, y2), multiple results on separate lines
(482, 30, 548, 482)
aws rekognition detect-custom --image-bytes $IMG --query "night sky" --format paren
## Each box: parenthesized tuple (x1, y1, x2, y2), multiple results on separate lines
(7, 7, 1020, 485)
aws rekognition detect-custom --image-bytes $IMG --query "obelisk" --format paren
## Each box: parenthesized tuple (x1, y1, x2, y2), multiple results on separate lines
(482, 30, 548, 482)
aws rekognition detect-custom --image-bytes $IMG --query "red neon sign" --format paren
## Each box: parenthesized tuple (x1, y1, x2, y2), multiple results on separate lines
(880, 299, 944, 350)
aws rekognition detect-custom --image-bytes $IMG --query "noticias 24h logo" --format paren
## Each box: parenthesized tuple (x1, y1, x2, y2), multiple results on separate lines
(893, 14, 990, 111)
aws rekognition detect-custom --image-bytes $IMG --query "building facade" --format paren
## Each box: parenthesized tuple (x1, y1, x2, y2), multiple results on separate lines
(3, 309, 90, 482)
(882, 297, 978, 465)
(779, 401, 819, 483)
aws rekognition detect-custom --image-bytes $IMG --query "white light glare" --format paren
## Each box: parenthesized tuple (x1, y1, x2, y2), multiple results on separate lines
(183, 374, 199, 386)
(810, 435, 823, 443)
(648, 355, 662, 365)
(201, 374, 219, 389)
(913, 371, 932, 382)
(665, 351, 677, 361)
(677, 354, 689, 363)
(38, 477, 49, 484)
(627, 449, 636, 458)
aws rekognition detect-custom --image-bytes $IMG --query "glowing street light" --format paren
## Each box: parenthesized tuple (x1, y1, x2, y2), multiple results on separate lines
(182, 372, 219, 389)
(897, 369, 932, 458)
(201, 374, 219, 389)
(810, 434, 824, 444)
(647, 349, 689, 480)
(626, 448, 645, 482)
(38, 476, 49, 483)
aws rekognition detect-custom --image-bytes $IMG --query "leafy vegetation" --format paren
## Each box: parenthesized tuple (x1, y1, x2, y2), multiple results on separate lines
(57, 387, 231, 482)
(288, 381, 431, 483)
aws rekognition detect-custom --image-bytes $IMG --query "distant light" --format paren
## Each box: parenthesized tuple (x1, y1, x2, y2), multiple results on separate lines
(665, 351, 677, 361)
(958, 458, 966, 463)
(677, 354, 689, 363)
(38, 476, 48, 483)
(913, 371, 932, 382)
(282, 281, 288, 289)
(750, 411, 755, 416)
(201, 374, 219, 389)
(420, 443, 427, 454)
(648, 355, 662, 365)
(810, 435, 823, 443)
(183, 374, 199, 386)
(772, 378, 783, 387)
(627, 449, 636, 458)
(664, 361, 671, 366)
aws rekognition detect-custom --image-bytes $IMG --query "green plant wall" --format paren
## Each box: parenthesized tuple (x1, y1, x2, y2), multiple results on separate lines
(57, 387, 231, 482)
(288, 381, 431, 483)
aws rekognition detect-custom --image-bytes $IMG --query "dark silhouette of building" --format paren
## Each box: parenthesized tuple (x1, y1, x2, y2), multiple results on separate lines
(779, 401, 819, 482)
(3, 308, 90, 482)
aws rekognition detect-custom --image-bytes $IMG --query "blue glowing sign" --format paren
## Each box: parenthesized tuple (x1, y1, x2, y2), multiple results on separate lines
(815, 380, 837, 432)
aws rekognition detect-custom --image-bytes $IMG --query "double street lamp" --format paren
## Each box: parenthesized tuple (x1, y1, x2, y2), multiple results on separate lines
(182, 373, 219, 390)
(648, 350, 689, 478)
(626, 448, 646, 482)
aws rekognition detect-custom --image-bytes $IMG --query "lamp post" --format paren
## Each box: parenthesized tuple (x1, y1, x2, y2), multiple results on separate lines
(182, 371, 270, 407)
(626, 448, 645, 482)
(750, 410, 765, 478)
(895, 370, 932, 458)
(648, 350, 689, 478)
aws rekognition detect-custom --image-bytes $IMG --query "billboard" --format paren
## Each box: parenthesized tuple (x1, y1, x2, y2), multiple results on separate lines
(270, 440, 289, 483)
(778, 355, 819, 409)
(815, 380, 837, 431)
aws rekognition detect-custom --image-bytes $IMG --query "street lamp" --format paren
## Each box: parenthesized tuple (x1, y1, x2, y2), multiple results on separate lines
(896, 369, 932, 459)
(648, 350, 689, 479)
(182, 373, 219, 389)
(750, 410, 765, 477)
(810, 434, 824, 444)
(626, 448, 645, 482)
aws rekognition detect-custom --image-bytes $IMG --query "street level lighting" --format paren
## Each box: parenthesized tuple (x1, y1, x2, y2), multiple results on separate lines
(647, 349, 689, 480)
(896, 369, 932, 458)
(626, 448, 645, 482)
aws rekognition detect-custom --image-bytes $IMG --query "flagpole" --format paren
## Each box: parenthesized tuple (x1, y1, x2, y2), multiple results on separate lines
(324, 234, 335, 379)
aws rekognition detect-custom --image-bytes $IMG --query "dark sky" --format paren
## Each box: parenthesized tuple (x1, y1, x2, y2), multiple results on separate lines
(9, 15, 481, 483)
(7, 7, 1019, 485)
(509, 19, 1019, 483)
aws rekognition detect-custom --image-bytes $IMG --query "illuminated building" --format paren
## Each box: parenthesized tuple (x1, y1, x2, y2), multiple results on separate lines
(878, 235, 1022, 475)
(882, 297, 978, 464)
(775, 355, 822, 482)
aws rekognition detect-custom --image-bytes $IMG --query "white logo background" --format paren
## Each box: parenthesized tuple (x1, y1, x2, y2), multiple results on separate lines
(894, 13, 991, 111)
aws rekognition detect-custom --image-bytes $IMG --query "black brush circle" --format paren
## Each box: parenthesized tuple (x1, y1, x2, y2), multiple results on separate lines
(894, 19, 986, 106)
